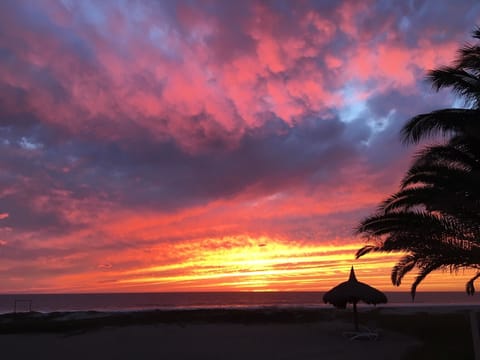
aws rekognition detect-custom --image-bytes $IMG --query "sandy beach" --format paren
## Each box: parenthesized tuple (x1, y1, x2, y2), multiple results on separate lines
(0, 306, 475, 360)
(0, 322, 419, 360)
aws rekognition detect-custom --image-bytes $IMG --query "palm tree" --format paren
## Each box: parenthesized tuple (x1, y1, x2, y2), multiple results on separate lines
(356, 27, 480, 298)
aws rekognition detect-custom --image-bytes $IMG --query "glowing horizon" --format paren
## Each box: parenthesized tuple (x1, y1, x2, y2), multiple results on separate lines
(0, 0, 479, 294)
(1, 235, 476, 294)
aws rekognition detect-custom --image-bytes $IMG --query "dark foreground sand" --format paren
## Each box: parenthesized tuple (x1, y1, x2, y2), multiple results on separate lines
(0, 306, 476, 360)
(0, 321, 419, 360)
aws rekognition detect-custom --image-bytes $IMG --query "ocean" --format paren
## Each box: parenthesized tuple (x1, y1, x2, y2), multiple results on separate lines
(1, 292, 479, 314)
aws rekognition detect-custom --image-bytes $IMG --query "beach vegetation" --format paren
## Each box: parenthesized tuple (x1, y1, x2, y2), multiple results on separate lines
(356, 27, 480, 298)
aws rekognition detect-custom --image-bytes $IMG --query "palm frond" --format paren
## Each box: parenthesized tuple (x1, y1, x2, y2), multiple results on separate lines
(466, 272, 480, 295)
(411, 143, 477, 171)
(355, 245, 378, 258)
(455, 44, 480, 72)
(380, 186, 437, 213)
(473, 27, 480, 40)
(401, 165, 470, 189)
(410, 262, 443, 299)
(391, 254, 417, 286)
(357, 211, 453, 238)
(427, 68, 480, 107)
(401, 109, 480, 144)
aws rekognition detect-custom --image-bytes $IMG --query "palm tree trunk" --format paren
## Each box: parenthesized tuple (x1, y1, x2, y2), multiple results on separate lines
(353, 301, 359, 331)
(470, 311, 480, 360)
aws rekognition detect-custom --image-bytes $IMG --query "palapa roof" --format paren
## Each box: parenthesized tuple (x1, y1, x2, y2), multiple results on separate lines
(323, 267, 387, 309)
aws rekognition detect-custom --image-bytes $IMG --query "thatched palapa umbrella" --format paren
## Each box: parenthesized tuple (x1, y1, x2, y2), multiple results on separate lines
(323, 267, 387, 331)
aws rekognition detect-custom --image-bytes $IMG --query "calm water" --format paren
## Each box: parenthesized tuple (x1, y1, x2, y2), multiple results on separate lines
(0, 292, 479, 314)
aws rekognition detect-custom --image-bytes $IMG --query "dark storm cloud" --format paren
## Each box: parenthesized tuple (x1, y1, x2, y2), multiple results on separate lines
(0, 110, 368, 231)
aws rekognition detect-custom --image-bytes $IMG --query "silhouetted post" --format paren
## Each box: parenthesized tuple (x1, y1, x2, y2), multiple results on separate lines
(13, 299, 32, 313)
(352, 301, 359, 331)
(470, 311, 480, 360)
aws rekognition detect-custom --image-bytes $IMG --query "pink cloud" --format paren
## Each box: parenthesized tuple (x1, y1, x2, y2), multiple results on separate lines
(0, 0, 462, 154)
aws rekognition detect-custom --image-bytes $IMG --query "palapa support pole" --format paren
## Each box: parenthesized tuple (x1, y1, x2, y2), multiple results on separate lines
(353, 301, 359, 331)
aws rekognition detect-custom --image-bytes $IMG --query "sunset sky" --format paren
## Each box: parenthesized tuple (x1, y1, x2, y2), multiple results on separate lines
(1, 0, 480, 293)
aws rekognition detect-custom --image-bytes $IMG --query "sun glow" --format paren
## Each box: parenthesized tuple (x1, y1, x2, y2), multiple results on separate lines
(110, 236, 402, 292)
